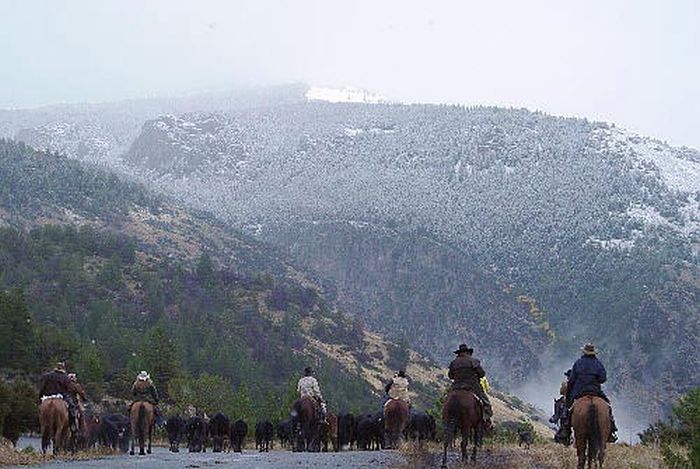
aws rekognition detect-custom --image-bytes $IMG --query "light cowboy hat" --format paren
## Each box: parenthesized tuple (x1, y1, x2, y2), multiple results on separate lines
(581, 343, 597, 355)
(137, 371, 151, 381)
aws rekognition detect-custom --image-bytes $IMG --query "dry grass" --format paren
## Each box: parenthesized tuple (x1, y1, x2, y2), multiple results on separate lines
(0, 438, 120, 466)
(396, 440, 664, 468)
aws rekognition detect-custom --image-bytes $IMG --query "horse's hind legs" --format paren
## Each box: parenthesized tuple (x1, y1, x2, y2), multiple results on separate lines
(441, 420, 455, 469)
(147, 425, 152, 454)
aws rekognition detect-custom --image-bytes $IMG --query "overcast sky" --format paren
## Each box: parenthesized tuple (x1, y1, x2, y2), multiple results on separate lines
(2, 0, 698, 148)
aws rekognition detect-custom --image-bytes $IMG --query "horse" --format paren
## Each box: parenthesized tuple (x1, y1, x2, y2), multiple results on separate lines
(39, 397, 70, 455)
(291, 397, 320, 452)
(571, 395, 610, 469)
(384, 399, 410, 449)
(441, 390, 482, 467)
(129, 401, 155, 455)
(551, 396, 572, 446)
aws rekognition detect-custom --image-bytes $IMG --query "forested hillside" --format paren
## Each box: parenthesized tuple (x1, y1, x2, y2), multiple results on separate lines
(0, 139, 445, 419)
(5, 90, 699, 424)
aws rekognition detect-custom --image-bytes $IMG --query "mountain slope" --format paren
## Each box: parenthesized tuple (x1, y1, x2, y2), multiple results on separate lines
(5, 91, 699, 423)
(0, 139, 552, 430)
(117, 102, 699, 420)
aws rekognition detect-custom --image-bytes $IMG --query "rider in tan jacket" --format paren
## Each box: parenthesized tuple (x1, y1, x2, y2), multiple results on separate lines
(385, 370, 410, 404)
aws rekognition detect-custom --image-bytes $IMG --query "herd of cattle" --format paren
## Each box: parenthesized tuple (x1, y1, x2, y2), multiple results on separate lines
(84, 409, 437, 453)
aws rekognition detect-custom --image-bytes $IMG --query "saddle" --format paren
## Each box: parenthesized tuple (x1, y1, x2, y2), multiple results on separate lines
(383, 397, 409, 408)
(41, 394, 64, 401)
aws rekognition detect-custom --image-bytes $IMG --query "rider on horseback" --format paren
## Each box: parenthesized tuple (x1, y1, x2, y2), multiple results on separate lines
(385, 370, 410, 405)
(39, 362, 79, 431)
(563, 343, 618, 443)
(297, 366, 326, 419)
(552, 369, 572, 444)
(130, 371, 163, 425)
(448, 344, 493, 429)
(67, 373, 87, 434)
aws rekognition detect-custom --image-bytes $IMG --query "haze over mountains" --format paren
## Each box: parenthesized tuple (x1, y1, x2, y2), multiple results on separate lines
(2, 84, 698, 428)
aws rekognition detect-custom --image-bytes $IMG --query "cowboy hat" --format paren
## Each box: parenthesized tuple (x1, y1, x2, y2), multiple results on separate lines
(137, 371, 150, 381)
(581, 343, 597, 355)
(453, 344, 474, 354)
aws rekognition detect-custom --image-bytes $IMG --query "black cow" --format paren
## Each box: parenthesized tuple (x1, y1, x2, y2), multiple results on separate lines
(209, 413, 230, 453)
(186, 416, 208, 452)
(165, 416, 186, 452)
(229, 419, 248, 452)
(255, 420, 274, 452)
(98, 414, 130, 453)
(406, 411, 435, 443)
(337, 413, 355, 450)
(356, 412, 383, 450)
(276, 419, 292, 448)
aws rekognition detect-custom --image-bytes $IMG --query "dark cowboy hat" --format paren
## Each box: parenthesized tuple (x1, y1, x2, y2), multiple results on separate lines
(453, 344, 474, 355)
(581, 343, 597, 356)
(304, 366, 313, 375)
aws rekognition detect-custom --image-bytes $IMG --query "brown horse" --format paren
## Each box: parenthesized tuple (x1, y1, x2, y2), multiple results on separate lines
(291, 397, 320, 452)
(129, 401, 155, 456)
(571, 395, 610, 469)
(384, 399, 409, 449)
(39, 398, 70, 455)
(441, 390, 482, 467)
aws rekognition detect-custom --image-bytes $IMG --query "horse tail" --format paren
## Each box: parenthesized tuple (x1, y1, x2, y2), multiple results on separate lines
(137, 403, 146, 446)
(587, 400, 599, 463)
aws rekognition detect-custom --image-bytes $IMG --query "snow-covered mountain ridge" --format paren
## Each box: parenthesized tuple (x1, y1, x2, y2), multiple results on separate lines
(3, 91, 699, 422)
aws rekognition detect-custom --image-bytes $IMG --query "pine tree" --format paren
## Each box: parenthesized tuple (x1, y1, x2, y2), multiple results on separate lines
(141, 323, 179, 397)
(0, 289, 36, 371)
(75, 342, 105, 399)
(233, 383, 254, 423)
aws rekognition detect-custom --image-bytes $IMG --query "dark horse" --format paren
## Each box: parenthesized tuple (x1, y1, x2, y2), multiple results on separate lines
(129, 401, 155, 455)
(551, 396, 571, 446)
(39, 397, 70, 455)
(572, 396, 610, 469)
(441, 390, 482, 467)
(291, 397, 320, 452)
(383, 399, 409, 449)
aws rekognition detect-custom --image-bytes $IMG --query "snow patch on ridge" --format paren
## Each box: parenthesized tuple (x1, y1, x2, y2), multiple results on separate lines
(306, 86, 387, 104)
(600, 127, 700, 193)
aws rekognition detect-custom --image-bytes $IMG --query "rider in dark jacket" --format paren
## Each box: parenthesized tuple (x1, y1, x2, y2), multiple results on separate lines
(130, 371, 163, 425)
(564, 343, 618, 442)
(39, 363, 71, 397)
(448, 344, 493, 428)
(39, 362, 79, 430)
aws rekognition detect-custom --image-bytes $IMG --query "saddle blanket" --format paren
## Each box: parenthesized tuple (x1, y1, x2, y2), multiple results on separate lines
(41, 394, 63, 401)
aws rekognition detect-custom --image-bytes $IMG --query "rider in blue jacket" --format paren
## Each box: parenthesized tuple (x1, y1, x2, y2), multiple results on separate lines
(564, 343, 618, 442)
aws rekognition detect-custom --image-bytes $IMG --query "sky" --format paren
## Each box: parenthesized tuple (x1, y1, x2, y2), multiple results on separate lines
(1, 0, 699, 148)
